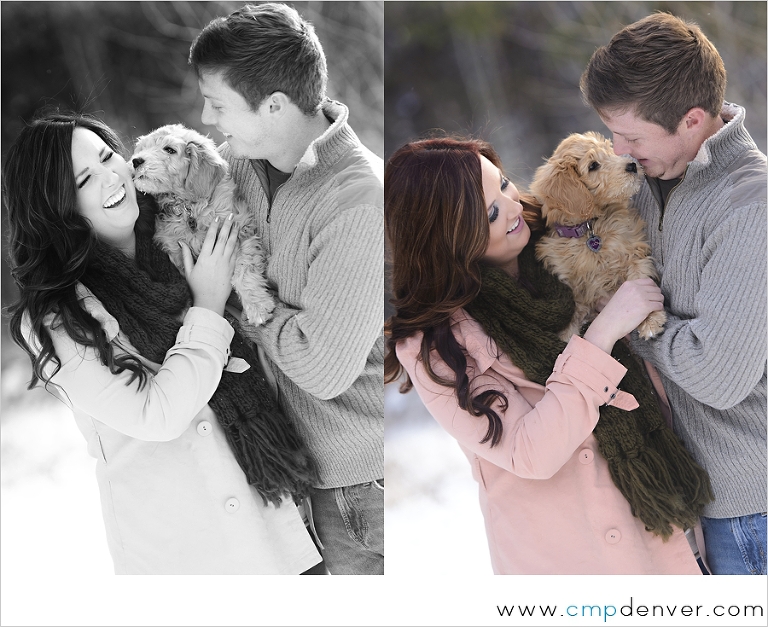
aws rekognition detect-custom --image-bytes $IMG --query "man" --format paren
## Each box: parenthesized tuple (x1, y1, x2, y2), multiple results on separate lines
(189, 3, 384, 575)
(581, 12, 767, 575)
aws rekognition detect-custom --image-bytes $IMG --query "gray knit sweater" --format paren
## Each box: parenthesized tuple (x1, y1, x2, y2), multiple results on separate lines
(630, 102, 767, 519)
(221, 100, 384, 489)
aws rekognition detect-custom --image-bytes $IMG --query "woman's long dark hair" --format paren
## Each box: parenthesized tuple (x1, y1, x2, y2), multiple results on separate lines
(384, 137, 544, 446)
(4, 111, 151, 390)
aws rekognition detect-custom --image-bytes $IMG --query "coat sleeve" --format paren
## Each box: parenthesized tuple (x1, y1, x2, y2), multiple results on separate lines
(44, 306, 234, 441)
(241, 205, 383, 401)
(398, 334, 633, 480)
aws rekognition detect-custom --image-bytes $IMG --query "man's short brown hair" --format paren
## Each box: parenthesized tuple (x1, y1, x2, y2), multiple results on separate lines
(580, 12, 726, 134)
(189, 3, 327, 116)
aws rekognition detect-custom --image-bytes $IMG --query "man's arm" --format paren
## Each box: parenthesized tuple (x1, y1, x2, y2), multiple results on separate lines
(241, 204, 383, 400)
(631, 204, 767, 410)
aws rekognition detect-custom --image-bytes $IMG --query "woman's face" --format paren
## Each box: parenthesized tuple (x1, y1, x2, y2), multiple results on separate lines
(480, 155, 529, 274)
(71, 127, 139, 251)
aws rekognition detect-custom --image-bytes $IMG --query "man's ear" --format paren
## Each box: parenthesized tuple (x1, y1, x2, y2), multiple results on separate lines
(681, 107, 708, 133)
(265, 92, 290, 117)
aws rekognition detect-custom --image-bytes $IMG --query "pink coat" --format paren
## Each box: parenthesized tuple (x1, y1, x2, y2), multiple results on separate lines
(396, 311, 701, 575)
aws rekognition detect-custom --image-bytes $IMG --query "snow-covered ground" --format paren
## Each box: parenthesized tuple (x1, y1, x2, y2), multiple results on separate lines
(384, 382, 492, 575)
(1, 354, 114, 577)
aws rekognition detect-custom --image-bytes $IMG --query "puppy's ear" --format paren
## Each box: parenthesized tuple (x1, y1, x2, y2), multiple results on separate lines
(530, 157, 593, 222)
(184, 140, 227, 198)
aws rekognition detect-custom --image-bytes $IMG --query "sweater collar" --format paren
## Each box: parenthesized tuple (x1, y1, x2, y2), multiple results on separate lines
(688, 102, 757, 177)
(294, 99, 358, 175)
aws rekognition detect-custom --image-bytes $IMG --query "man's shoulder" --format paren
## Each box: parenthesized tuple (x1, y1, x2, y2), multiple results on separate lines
(327, 137, 383, 210)
(726, 148, 767, 209)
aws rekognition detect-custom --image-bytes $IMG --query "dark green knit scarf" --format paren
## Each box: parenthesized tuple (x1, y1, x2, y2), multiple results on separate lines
(464, 241, 712, 539)
(80, 221, 319, 507)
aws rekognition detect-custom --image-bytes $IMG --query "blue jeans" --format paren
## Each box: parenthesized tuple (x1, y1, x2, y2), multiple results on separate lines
(309, 479, 384, 575)
(700, 513, 767, 575)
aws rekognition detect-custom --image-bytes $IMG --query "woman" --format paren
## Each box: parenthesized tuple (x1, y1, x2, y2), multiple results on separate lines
(4, 111, 322, 574)
(384, 137, 713, 574)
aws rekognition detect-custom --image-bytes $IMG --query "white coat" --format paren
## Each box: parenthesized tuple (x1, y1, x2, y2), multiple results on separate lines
(30, 285, 320, 574)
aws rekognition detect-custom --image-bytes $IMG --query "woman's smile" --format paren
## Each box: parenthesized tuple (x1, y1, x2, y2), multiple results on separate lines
(103, 184, 126, 209)
(507, 216, 523, 235)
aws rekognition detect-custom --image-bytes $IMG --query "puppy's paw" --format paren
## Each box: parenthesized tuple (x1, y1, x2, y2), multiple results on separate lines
(242, 293, 276, 326)
(637, 309, 667, 340)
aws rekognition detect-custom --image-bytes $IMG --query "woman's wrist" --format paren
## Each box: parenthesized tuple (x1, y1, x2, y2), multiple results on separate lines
(582, 324, 616, 355)
(191, 297, 226, 317)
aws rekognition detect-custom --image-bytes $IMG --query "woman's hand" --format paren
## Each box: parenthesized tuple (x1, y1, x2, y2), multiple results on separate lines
(180, 214, 239, 317)
(583, 278, 665, 354)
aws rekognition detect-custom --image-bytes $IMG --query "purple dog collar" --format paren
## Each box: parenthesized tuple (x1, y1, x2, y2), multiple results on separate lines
(554, 219, 602, 252)
(554, 221, 590, 238)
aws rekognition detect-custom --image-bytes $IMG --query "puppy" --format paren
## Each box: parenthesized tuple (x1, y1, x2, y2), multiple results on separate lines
(530, 131, 666, 341)
(130, 124, 274, 325)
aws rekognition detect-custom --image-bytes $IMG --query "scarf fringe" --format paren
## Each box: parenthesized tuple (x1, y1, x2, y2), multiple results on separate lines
(224, 409, 319, 507)
(601, 427, 714, 540)
(212, 327, 320, 505)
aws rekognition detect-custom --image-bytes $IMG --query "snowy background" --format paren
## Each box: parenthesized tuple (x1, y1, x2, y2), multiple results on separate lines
(384, 382, 492, 575)
(1, 345, 114, 575)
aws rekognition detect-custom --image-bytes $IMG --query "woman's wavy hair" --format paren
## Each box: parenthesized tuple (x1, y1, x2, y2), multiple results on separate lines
(3, 110, 154, 391)
(384, 137, 544, 446)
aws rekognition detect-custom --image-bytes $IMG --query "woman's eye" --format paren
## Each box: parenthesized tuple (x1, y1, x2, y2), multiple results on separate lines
(489, 204, 499, 224)
(164, 146, 177, 155)
(501, 176, 510, 191)
(77, 176, 90, 189)
(102, 151, 113, 163)
(588, 161, 600, 172)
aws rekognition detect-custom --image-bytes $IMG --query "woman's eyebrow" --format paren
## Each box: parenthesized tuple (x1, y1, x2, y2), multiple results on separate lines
(75, 146, 107, 179)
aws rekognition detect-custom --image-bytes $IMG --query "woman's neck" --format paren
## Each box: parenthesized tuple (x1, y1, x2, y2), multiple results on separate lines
(501, 257, 519, 279)
(106, 233, 136, 259)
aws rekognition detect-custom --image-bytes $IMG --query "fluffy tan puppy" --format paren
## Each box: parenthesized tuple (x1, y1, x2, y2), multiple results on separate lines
(530, 131, 666, 341)
(130, 124, 274, 325)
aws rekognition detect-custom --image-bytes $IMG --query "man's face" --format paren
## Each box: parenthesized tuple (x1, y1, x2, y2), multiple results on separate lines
(599, 108, 697, 180)
(198, 70, 274, 159)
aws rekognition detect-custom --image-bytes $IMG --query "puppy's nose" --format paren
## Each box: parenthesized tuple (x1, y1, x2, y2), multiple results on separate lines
(132, 157, 144, 169)
(626, 162, 637, 173)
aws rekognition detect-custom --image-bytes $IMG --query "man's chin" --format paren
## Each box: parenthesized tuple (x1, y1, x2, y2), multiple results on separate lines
(226, 141, 259, 160)
(641, 164, 663, 178)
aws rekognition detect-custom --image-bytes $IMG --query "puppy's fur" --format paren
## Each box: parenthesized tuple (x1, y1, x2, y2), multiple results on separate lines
(130, 124, 274, 325)
(530, 131, 666, 341)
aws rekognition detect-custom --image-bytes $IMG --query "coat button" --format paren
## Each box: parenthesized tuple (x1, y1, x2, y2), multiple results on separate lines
(197, 421, 213, 436)
(225, 497, 240, 512)
(578, 449, 594, 464)
(605, 529, 621, 544)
